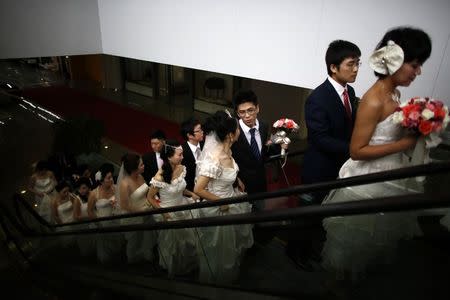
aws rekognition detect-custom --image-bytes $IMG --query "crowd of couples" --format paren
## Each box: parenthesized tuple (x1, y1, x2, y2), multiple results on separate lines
(27, 26, 450, 285)
(27, 88, 282, 282)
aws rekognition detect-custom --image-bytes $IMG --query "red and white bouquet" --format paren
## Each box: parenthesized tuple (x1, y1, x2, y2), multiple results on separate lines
(392, 97, 449, 136)
(271, 118, 300, 158)
(393, 97, 449, 172)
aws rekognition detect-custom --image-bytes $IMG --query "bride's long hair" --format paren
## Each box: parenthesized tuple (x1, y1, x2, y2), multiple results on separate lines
(160, 139, 182, 184)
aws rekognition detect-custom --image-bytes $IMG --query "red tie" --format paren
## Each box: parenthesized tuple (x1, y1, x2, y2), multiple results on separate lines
(343, 88, 352, 120)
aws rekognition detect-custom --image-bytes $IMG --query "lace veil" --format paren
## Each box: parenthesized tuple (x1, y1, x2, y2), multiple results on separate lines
(198, 131, 222, 160)
(115, 163, 127, 214)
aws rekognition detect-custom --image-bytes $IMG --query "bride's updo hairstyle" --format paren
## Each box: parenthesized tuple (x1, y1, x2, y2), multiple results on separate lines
(160, 139, 182, 184)
(203, 110, 238, 142)
(96, 163, 115, 184)
(374, 26, 431, 78)
(121, 153, 141, 175)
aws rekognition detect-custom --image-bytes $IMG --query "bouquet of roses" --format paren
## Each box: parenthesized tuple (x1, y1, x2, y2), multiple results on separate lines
(392, 97, 449, 136)
(392, 97, 449, 175)
(271, 118, 300, 158)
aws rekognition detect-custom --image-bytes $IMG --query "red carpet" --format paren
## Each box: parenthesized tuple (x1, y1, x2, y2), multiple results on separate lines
(23, 85, 301, 208)
(23, 86, 181, 154)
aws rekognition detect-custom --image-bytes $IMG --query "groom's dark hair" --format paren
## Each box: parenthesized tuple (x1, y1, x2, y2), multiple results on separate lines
(233, 89, 258, 110)
(150, 129, 166, 141)
(326, 40, 361, 76)
(180, 118, 201, 141)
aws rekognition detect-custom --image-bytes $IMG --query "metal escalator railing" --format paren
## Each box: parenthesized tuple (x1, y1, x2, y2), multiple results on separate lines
(11, 192, 450, 236)
(2, 161, 450, 300)
(8, 161, 450, 236)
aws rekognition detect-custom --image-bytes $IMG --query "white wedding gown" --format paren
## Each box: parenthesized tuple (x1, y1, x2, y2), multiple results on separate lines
(56, 197, 76, 247)
(196, 154, 253, 283)
(76, 197, 96, 256)
(322, 113, 423, 280)
(94, 188, 123, 262)
(34, 177, 56, 223)
(120, 183, 157, 263)
(150, 166, 199, 276)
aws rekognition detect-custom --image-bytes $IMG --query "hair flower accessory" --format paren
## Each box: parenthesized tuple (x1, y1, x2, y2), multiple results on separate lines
(369, 40, 404, 75)
(95, 171, 102, 182)
(224, 109, 233, 118)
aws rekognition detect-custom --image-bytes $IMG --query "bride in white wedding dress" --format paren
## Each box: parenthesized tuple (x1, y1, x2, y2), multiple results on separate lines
(194, 110, 253, 283)
(148, 139, 200, 277)
(321, 27, 432, 281)
(117, 153, 157, 263)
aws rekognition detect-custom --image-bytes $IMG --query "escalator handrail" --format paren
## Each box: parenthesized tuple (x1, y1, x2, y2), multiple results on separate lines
(17, 160, 450, 229)
(15, 191, 450, 236)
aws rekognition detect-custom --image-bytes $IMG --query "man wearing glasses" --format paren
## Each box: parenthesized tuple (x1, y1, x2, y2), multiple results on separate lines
(231, 89, 286, 212)
(302, 39, 361, 202)
(180, 118, 204, 192)
(289, 39, 361, 271)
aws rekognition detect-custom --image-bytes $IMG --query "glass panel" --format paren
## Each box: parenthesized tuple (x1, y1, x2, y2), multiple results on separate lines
(5, 171, 450, 299)
(193, 70, 234, 114)
(123, 57, 154, 98)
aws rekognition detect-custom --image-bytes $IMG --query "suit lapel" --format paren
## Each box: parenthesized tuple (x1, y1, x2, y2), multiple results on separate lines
(238, 124, 251, 148)
(183, 143, 195, 163)
(324, 79, 355, 123)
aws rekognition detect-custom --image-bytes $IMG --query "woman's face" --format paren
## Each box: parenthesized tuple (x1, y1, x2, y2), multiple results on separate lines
(78, 184, 90, 196)
(168, 148, 184, 165)
(102, 172, 114, 187)
(393, 60, 422, 87)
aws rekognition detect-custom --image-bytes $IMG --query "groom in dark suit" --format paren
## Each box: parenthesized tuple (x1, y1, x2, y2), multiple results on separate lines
(290, 40, 361, 271)
(180, 118, 204, 192)
(302, 39, 361, 203)
(142, 129, 166, 184)
(231, 90, 285, 212)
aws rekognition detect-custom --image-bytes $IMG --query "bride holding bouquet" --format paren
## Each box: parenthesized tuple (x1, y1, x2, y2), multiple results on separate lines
(321, 26, 433, 281)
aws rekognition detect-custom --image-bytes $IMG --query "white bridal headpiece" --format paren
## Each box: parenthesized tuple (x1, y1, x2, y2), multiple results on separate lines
(224, 109, 232, 118)
(369, 40, 404, 75)
(164, 144, 182, 153)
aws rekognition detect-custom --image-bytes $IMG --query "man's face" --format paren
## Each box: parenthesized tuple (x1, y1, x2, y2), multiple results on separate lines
(151, 138, 164, 153)
(236, 102, 259, 128)
(331, 57, 360, 86)
(190, 124, 204, 143)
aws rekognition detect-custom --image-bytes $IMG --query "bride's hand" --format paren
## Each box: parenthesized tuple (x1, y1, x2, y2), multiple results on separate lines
(191, 193, 200, 201)
(237, 178, 245, 192)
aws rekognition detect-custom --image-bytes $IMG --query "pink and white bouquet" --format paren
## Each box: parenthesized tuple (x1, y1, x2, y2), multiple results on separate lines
(272, 118, 300, 157)
(393, 97, 449, 173)
(392, 97, 449, 136)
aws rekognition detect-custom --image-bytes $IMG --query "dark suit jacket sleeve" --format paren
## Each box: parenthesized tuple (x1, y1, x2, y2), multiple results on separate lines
(305, 94, 350, 157)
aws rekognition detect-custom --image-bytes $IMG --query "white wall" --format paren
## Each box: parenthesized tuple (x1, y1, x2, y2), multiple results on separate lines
(98, 0, 450, 102)
(1, 0, 449, 103)
(0, 0, 102, 57)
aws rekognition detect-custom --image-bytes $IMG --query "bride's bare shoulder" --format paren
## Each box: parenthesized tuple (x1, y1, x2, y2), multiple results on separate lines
(360, 88, 384, 111)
